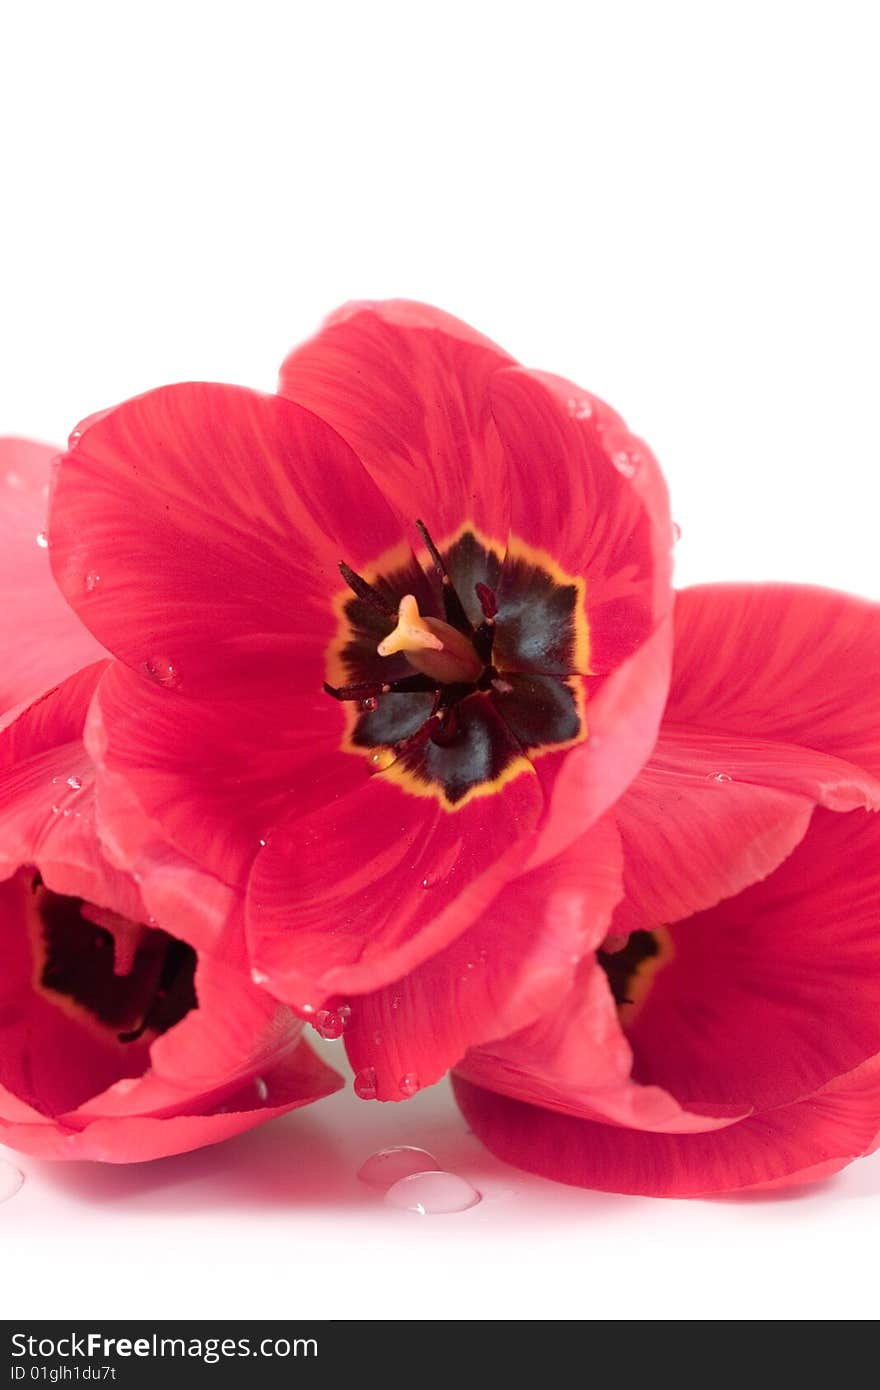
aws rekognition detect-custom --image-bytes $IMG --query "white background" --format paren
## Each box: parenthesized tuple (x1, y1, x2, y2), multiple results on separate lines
(1, 0, 879, 1322)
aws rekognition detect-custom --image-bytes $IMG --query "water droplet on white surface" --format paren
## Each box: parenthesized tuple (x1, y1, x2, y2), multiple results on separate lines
(144, 655, 181, 689)
(353, 1066, 377, 1100)
(35, 531, 49, 549)
(0, 1160, 24, 1205)
(384, 1170, 480, 1214)
(358, 1145, 439, 1190)
(399, 1072, 420, 1097)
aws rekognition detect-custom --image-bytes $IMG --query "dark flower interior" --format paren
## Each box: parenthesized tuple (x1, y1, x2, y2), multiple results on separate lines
(0, 870, 197, 1115)
(326, 524, 588, 807)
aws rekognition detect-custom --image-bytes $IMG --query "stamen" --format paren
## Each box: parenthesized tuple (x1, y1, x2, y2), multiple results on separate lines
(415, 519, 474, 635)
(338, 561, 396, 618)
(323, 674, 438, 702)
(118, 938, 197, 1043)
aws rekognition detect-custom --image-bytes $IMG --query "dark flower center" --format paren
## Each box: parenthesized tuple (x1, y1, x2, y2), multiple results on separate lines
(325, 522, 588, 808)
(0, 872, 199, 1116)
(597, 930, 661, 1006)
(597, 927, 673, 1029)
(33, 876, 198, 1045)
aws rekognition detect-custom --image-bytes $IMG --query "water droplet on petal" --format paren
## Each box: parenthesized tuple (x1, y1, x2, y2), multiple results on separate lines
(0, 1160, 24, 1205)
(66, 775, 82, 791)
(84, 571, 101, 593)
(250, 967, 269, 987)
(337, 1002, 352, 1026)
(399, 1072, 420, 1097)
(566, 396, 594, 420)
(35, 531, 49, 549)
(361, 696, 378, 712)
(384, 1170, 481, 1215)
(254, 1077, 269, 1103)
(612, 450, 639, 479)
(372, 1029, 383, 1046)
(358, 1145, 439, 1189)
(391, 995, 402, 1011)
(708, 771, 733, 784)
(144, 656, 181, 689)
(353, 1067, 378, 1100)
(314, 1008, 345, 1040)
(5, 470, 24, 490)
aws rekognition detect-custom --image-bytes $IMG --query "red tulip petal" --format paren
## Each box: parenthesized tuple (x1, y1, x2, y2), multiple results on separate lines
(613, 734, 817, 937)
(0, 1037, 341, 1163)
(344, 815, 625, 1098)
(456, 953, 741, 1136)
(49, 383, 404, 701)
(628, 808, 880, 1113)
(529, 618, 673, 871)
(247, 762, 544, 1010)
(669, 584, 880, 778)
(0, 663, 143, 918)
(87, 662, 367, 891)
(484, 369, 675, 856)
(489, 368, 673, 656)
(0, 438, 106, 711)
(453, 1053, 880, 1197)
(71, 945, 310, 1120)
(279, 299, 514, 541)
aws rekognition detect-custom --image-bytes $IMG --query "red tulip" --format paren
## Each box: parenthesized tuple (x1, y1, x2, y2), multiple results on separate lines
(453, 585, 880, 1195)
(47, 302, 674, 1076)
(0, 442, 341, 1162)
(0, 438, 105, 710)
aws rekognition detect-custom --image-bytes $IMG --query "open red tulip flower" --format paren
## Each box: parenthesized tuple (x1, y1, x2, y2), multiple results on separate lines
(0, 441, 340, 1163)
(47, 301, 674, 1093)
(454, 585, 880, 1196)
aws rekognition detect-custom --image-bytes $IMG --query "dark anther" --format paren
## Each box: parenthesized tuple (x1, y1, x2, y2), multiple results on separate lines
(338, 561, 397, 618)
(324, 674, 439, 702)
(119, 938, 197, 1044)
(415, 519, 474, 635)
(473, 620, 496, 664)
